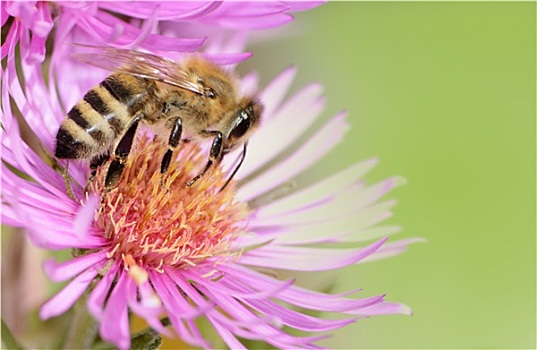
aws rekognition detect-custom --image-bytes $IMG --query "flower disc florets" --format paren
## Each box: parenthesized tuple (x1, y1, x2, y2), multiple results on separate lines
(92, 134, 248, 272)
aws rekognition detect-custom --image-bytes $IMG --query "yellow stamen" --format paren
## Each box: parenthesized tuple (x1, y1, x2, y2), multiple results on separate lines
(92, 134, 248, 272)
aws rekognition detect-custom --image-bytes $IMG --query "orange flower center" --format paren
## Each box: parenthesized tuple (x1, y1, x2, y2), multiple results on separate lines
(92, 134, 248, 273)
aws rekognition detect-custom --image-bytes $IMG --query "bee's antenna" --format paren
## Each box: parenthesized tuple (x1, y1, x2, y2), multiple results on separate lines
(220, 142, 248, 192)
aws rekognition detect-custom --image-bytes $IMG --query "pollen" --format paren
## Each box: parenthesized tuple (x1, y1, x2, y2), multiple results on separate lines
(92, 134, 249, 272)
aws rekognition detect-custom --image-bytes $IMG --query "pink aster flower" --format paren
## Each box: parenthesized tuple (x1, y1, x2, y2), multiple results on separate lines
(1, 2, 421, 349)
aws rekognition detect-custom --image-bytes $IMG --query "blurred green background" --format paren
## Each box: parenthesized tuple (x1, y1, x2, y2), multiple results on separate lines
(242, 2, 535, 349)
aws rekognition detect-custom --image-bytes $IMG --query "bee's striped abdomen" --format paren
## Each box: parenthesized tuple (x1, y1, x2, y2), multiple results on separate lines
(55, 75, 145, 160)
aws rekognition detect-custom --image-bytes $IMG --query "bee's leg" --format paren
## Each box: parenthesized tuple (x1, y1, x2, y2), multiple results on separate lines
(86, 153, 110, 193)
(62, 161, 78, 202)
(220, 142, 248, 192)
(103, 115, 143, 197)
(187, 130, 223, 187)
(160, 117, 183, 189)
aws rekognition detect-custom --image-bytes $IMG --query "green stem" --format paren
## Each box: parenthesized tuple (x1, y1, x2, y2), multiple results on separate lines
(62, 296, 99, 349)
(1, 318, 23, 350)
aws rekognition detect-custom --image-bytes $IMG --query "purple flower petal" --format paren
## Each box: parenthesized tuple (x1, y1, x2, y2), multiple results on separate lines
(74, 10, 206, 52)
(239, 237, 388, 271)
(153, 271, 212, 347)
(337, 225, 402, 243)
(125, 277, 175, 339)
(219, 264, 386, 313)
(238, 112, 349, 201)
(239, 83, 325, 178)
(354, 302, 413, 316)
(252, 203, 400, 245)
(151, 270, 213, 320)
(215, 2, 291, 17)
(362, 237, 427, 262)
(255, 159, 379, 220)
(211, 276, 296, 301)
(88, 262, 120, 320)
(211, 320, 246, 350)
(200, 51, 253, 65)
(288, 2, 326, 12)
(219, 266, 390, 314)
(243, 297, 356, 332)
(98, 2, 223, 21)
(196, 3, 298, 29)
(99, 270, 131, 350)
(6, 2, 52, 37)
(201, 290, 329, 348)
(0, 18, 20, 60)
(202, 13, 294, 30)
(1, 175, 106, 248)
(1, 3, 9, 27)
(73, 195, 99, 236)
(252, 188, 401, 228)
(40, 261, 103, 319)
(259, 65, 297, 119)
(43, 251, 108, 282)
(195, 271, 358, 332)
(165, 267, 215, 311)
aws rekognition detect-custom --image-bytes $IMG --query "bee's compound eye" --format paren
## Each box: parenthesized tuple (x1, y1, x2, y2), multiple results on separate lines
(229, 110, 251, 141)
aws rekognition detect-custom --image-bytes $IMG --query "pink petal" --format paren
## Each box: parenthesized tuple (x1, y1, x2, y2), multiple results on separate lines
(213, 2, 291, 17)
(153, 270, 211, 347)
(244, 297, 356, 332)
(40, 262, 102, 319)
(125, 277, 174, 339)
(43, 251, 108, 282)
(199, 271, 358, 332)
(99, 270, 131, 350)
(238, 83, 325, 178)
(1, 4, 9, 27)
(203, 13, 294, 30)
(254, 159, 378, 220)
(259, 65, 297, 119)
(288, 2, 326, 11)
(165, 267, 215, 310)
(213, 276, 296, 301)
(338, 225, 402, 243)
(252, 194, 399, 228)
(354, 302, 413, 316)
(151, 270, 213, 320)
(200, 51, 252, 65)
(88, 262, 120, 320)
(362, 237, 427, 262)
(219, 264, 385, 312)
(238, 112, 349, 202)
(73, 195, 99, 237)
(239, 237, 388, 271)
(98, 2, 222, 21)
(0, 18, 20, 60)
(1, 207, 22, 227)
(251, 203, 400, 246)
(1, 178, 107, 249)
(201, 289, 327, 347)
(211, 320, 246, 350)
(238, 71, 259, 97)
(198, 3, 297, 29)
(74, 10, 205, 52)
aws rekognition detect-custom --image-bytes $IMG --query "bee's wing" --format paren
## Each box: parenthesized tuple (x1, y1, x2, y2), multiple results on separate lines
(71, 46, 204, 95)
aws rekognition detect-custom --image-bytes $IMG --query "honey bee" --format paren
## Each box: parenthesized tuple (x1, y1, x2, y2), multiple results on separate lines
(55, 47, 263, 194)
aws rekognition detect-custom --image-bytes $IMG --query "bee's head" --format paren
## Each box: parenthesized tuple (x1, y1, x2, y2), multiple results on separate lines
(223, 98, 263, 153)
